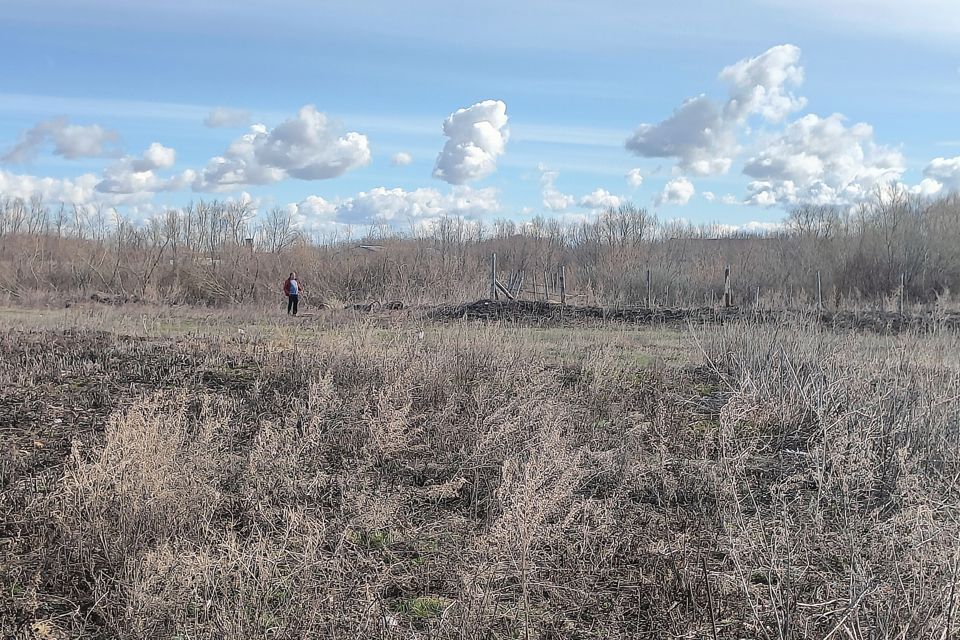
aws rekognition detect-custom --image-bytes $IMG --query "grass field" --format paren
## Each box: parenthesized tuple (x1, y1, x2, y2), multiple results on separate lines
(2, 303, 959, 638)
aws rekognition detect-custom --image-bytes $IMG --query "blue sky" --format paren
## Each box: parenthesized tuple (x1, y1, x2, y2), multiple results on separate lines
(1, 0, 959, 232)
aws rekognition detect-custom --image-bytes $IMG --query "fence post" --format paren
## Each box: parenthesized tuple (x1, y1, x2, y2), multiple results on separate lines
(817, 270, 822, 311)
(490, 253, 498, 300)
(559, 265, 566, 306)
(723, 265, 731, 307)
(899, 272, 905, 314)
(755, 285, 760, 311)
(646, 269, 652, 309)
(543, 271, 549, 302)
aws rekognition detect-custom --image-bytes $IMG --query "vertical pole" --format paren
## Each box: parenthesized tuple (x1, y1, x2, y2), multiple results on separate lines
(723, 265, 731, 308)
(543, 271, 549, 302)
(559, 265, 566, 306)
(490, 253, 498, 300)
(899, 272, 905, 314)
(755, 285, 761, 311)
(646, 269, 652, 309)
(817, 270, 822, 311)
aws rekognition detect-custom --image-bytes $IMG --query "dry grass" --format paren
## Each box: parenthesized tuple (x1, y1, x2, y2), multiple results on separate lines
(1, 309, 958, 638)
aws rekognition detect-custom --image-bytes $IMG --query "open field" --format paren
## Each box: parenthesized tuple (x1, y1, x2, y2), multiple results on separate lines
(3, 304, 960, 638)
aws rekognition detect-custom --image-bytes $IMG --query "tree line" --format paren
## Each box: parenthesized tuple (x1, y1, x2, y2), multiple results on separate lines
(1, 186, 958, 309)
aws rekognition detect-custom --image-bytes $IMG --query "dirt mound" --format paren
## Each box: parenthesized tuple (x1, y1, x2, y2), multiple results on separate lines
(431, 299, 960, 333)
(430, 299, 741, 325)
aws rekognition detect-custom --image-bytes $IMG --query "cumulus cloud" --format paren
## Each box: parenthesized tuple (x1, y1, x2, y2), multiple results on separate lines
(433, 100, 509, 185)
(626, 44, 806, 177)
(391, 152, 413, 166)
(924, 156, 960, 191)
(340, 186, 499, 225)
(194, 105, 371, 191)
(538, 163, 576, 211)
(579, 188, 621, 210)
(909, 178, 944, 197)
(133, 143, 176, 172)
(2, 117, 120, 164)
(0, 145, 193, 208)
(626, 96, 735, 177)
(742, 113, 905, 206)
(0, 169, 99, 204)
(624, 44, 910, 208)
(537, 165, 624, 212)
(288, 186, 500, 228)
(703, 191, 716, 202)
(295, 194, 338, 218)
(95, 143, 193, 199)
(204, 107, 252, 128)
(710, 220, 784, 235)
(655, 177, 695, 206)
(719, 44, 806, 122)
(625, 168, 644, 188)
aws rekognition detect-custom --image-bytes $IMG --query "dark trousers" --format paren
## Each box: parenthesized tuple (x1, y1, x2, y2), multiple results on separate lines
(287, 294, 299, 315)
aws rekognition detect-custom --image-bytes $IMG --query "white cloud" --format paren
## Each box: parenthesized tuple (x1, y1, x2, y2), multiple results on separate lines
(294, 194, 338, 219)
(721, 194, 741, 205)
(909, 178, 944, 197)
(2, 117, 120, 163)
(579, 188, 622, 210)
(284, 195, 340, 233)
(742, 113, 905, 206)
(924, 156, 960, 191)
(0, 169, 99, 204)
(339, 186, 499, 225)
(391, 152, 413, 166)
(95, 143, 193, 199)
(433, 99, 509, 185)
(626, 44, 807, 177)
(625, 168, 644, 188)
(626, 95, 736, 177)
(719, 44, 806, 122)
(133, 142, 176, 172)
(287, 186, 501, 229)
(655, 177, 695, 206)
(740, 220, 783, 233)
(194, 105, 371, 191)
(711, 220, 783, 235)
(204, 107, 251, 128)
(703, 191, 716, 202)
(538, 163, 576, 211)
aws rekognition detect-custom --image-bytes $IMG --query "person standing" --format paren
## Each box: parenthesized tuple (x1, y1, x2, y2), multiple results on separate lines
(283, 272, 301, 315)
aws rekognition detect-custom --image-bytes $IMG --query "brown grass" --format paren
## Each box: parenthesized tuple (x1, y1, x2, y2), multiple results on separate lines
(1, 309, 958, 638)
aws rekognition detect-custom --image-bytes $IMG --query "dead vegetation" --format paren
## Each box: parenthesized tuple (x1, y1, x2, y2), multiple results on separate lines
(431, 298, 960, 334)
(2, 313, 959, 638)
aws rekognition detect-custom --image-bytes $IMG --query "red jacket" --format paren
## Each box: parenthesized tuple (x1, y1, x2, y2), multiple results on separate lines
(283, 277, 295, 296)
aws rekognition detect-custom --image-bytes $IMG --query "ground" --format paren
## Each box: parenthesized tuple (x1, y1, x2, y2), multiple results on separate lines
(1, 302, 958, 638)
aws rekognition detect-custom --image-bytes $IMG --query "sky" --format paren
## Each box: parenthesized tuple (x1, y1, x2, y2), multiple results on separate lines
(1, 0, 959, 233)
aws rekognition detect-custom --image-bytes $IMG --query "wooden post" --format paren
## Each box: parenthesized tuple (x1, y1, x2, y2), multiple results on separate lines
(646, 269, 652, 309)
(723, 265, 731, 308)
(899, 272, 905, 314)
(559, 265, 566, 306)
(490, 253, 498, 300)
(543, 271, 549, 302)
(516, 271, 524, 298)
(817, 270, 822, 311)
(755, 285, 760, 311)
(495, 280, 515, 300)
